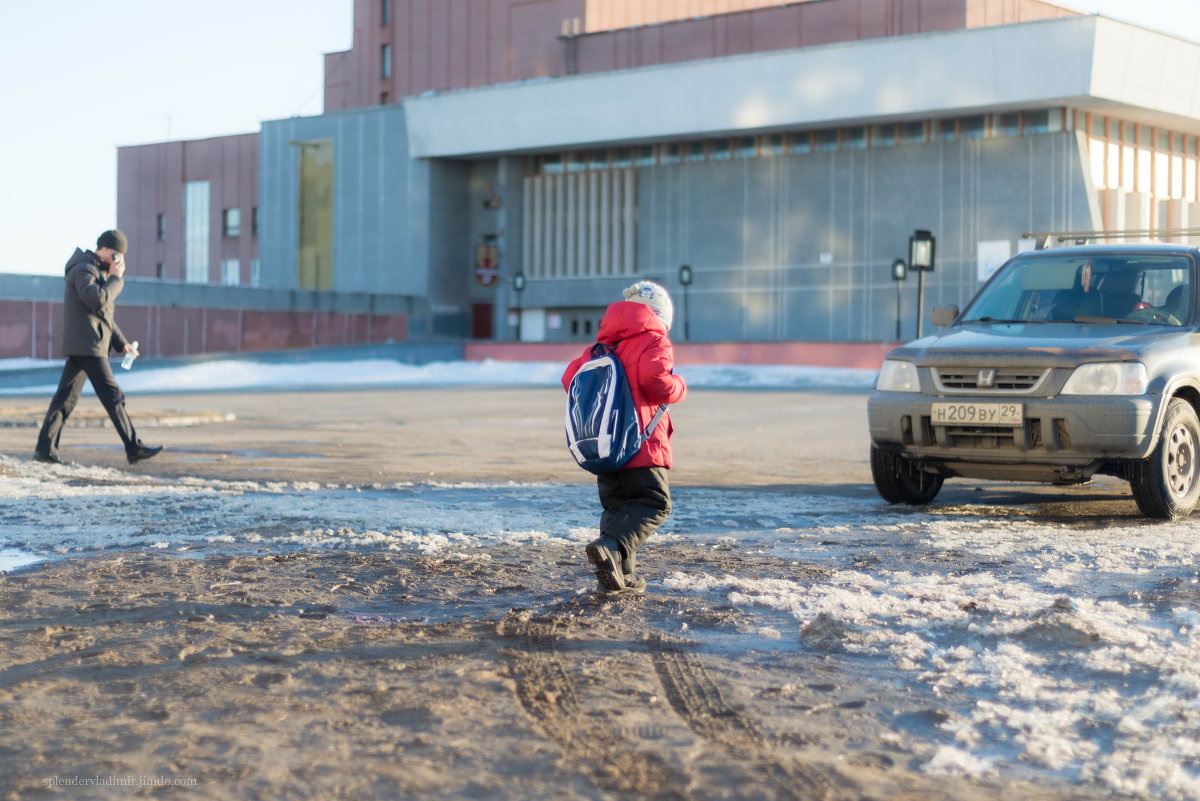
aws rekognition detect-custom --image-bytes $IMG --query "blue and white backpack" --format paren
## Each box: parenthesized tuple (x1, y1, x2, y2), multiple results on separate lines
(565, 342, 667, 475)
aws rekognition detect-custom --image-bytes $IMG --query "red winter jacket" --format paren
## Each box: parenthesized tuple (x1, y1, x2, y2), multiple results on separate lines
(561, 301, 688, 469)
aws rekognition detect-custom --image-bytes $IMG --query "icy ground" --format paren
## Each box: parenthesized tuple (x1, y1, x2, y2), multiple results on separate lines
(4, 455, 1200, 799)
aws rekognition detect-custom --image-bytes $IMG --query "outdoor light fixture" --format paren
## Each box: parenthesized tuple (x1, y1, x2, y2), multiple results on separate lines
(909, 229, 935, 271)
(512, 272, 526, 342)
(891, 258, 907, 341)
(678, 265, 693, 341)
(908, 230, 936, 338)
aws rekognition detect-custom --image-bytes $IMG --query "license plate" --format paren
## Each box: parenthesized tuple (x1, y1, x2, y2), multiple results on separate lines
(931, 402, 1023, 426)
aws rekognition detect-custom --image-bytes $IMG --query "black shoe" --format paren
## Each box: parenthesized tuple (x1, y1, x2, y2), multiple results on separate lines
(586, 535, 626, 592)
(33, 451, 71, 465)
(598, 573, 647, 597)
(621, 573, 647, 594)
(127, 444, 163, 465)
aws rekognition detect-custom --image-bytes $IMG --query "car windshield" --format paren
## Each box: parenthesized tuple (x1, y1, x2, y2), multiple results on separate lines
(961, 254, 1194, 326)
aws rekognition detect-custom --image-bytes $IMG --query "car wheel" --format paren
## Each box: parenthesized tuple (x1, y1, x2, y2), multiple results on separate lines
(870, 446, 944, 505)
(1130, 397, 1200, 519)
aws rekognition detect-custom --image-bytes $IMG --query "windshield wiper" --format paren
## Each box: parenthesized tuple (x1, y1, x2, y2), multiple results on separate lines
(1070, 316, 1148, 325)
(962, 317, 1035, 324)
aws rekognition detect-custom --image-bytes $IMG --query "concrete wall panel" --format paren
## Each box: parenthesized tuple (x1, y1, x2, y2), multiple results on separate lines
(542, 131, 1095, 343)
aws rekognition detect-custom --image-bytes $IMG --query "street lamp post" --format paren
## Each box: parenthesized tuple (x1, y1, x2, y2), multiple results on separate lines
(512, 272, 526, 342)
(908, 230, 936, 338)
(678, 264, 693, 341)
(891, 258, 908, 341)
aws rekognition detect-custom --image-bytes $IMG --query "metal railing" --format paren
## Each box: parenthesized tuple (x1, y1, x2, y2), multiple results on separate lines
(1022, 229, 1200, 249)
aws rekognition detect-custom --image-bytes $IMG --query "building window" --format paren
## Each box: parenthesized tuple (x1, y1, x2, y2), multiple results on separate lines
(251, 258, 262, 287)
(183, 180, 210, 283)
(381, 44, 392, 79)
(995, 112, 1021, 137)
(634, 146, 656, 166)
(380, 91, 390, 105)
(381, 0, 390, 26)
(788, 132, 811, 154)
(899, 121, 926, 144)
(814, 129, 838, 152)
(252, 206, 259, 236)
(223, 208, 241, 237)
(960, 115, 987, 139)
(659, 143, 680, 165)
(155, 263, 164, 279)
(931, 119, 956, 141)
(708, 139, 731, 161)
(842, 126, 866, 150)
(221, 259, 240, 286)
(872, 124, 896, 147)
(684, 141, 706, 162)
(156, 213, 166, 241)
(566, 152, 588, 172)
(733, 137, 756, 158)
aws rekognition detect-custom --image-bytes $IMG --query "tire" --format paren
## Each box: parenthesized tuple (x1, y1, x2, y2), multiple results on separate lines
(870, 446, 944, 505)
(1130, 397, 1200, 519)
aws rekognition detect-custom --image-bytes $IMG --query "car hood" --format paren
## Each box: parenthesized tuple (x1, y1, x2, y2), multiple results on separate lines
(890, 323, 1197, 367)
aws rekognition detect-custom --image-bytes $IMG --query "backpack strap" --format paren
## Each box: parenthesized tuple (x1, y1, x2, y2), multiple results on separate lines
(595, 339, 668, 443)
(641, 404, 668, 441)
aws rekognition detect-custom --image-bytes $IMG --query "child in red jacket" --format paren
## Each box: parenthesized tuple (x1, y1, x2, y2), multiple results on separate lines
(562, 281, 688, 594)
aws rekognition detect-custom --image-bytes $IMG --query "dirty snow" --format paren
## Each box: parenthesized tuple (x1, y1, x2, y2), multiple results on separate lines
(4, 454, 1200, 798)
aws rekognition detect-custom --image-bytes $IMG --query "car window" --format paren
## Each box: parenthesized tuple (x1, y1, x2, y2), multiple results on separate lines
(961, 255, 1193, 325)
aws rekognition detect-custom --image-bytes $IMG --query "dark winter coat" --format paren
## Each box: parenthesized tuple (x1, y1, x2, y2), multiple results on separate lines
(562, 301, 688, 469)
(61, 248, 128, 357)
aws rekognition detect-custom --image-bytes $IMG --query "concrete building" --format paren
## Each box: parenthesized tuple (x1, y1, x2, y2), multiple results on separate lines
(7, 0, 1200, 360)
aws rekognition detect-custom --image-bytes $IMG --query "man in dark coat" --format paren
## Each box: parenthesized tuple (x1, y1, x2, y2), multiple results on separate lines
(34, 230, 162, 466)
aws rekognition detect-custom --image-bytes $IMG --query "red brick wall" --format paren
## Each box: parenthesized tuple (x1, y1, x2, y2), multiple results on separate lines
(116, 134, 259, 285)
(328, 0, 1077, 110)
(0, 301, 408, 360)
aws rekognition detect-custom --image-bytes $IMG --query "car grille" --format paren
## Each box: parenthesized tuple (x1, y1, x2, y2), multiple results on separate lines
(933, 367, 1049, 394)
(902, 415, 1072, 453)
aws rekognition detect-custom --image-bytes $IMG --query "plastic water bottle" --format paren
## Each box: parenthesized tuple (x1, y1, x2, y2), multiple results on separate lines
(121, 341, 139, 370)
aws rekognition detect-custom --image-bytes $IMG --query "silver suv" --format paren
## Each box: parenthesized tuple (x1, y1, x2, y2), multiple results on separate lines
(868, 243, 1200, 518)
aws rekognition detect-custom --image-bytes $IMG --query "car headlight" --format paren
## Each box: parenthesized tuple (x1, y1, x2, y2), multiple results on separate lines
(876, 360, 920, 392)
(1061, 362, 1148, 395)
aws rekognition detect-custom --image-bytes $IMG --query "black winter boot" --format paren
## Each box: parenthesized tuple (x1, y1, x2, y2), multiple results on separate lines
(586, 535, 626, 592)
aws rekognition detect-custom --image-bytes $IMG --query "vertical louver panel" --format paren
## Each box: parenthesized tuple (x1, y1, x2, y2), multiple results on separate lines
(523, 169, 636, 279)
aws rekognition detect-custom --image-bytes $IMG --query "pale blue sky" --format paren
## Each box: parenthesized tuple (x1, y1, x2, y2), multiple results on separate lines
(0, 0, 351, 276)
(0, 0, 1196, 277)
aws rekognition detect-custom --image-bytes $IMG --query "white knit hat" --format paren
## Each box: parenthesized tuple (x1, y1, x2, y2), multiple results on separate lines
(622, 281, 674, 330)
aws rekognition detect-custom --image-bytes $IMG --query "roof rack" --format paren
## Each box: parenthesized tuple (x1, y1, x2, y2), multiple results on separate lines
(1021, 229, 1200, 250)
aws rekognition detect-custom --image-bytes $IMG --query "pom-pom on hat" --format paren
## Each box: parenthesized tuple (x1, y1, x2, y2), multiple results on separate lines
(97, 229, 128, 254)
(622, 280, 674, 330)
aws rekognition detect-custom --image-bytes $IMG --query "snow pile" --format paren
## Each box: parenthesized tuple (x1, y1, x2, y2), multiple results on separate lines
(664, 512, 1200, 800)
(0, 357, 878, 395)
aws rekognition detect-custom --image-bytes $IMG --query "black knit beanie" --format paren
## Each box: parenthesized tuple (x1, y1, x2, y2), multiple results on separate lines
(97, 229, 128, 253)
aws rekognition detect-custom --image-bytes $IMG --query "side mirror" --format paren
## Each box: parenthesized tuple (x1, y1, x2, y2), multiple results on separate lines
(930, 305, 959, 327)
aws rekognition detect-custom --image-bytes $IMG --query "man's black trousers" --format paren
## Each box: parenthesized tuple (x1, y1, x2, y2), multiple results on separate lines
(36, 356, 139, 457)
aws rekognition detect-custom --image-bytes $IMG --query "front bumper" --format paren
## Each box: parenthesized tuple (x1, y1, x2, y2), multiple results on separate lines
(867, 391, 1161, 466)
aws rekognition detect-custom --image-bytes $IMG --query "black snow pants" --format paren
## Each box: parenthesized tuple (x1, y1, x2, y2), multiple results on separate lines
(36, 355, 140, 457)
(597, 466, 671, 574)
